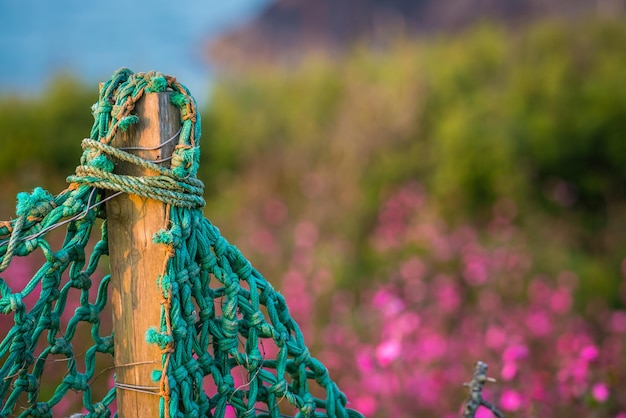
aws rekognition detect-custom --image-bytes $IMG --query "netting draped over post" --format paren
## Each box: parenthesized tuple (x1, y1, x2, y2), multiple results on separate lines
(0, 69, 362, 418)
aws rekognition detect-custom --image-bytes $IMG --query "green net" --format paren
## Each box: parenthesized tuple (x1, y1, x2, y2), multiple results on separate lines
(0, 69, 362, 418)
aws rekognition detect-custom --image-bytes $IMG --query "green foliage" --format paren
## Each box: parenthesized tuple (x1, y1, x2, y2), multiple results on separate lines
(0, 75, 96, 204)
(200, 20, 626, 303)
(1, 19, 624, 308)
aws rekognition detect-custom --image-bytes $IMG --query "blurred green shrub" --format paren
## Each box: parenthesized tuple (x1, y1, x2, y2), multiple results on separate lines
(1, 19, 624, 307)
(200, 20, 626, 306)
(0, 75, 96, 207)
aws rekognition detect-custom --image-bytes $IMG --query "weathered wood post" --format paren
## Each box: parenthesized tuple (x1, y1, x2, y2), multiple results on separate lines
(106, 92, 180, 417)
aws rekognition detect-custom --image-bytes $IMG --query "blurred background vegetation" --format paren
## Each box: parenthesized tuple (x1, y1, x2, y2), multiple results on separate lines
(1, 14, 626, 416)
(3, 19, 623, 305)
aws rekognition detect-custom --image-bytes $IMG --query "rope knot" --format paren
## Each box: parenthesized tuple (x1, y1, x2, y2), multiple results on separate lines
(51, 337, 72, 356)
(92, 101, 113, 116)
(14, 374, 39, 392)
(33, 402, 51, 416)
(269, 380, 288, 396)
(145, 74, 168, 93)
(146, 327, 173, 349)
(71, 272, 92, 290)
(171, 145, 199, 178)
(98, 335, 114, 354)
(218, 375, 234, 396)
(300, 393, 316, 415)
(295, 347, 311, 365)
(196, 353, 214, 373)
(247, 349, 263, 370)
(65, 372, 90, 392)
(81, 145, 115, 172)
(45, 311, 61, 331)
(7, 293, 24, 313)
(16, 187, 55, 218)
(92, 402, 109, 416)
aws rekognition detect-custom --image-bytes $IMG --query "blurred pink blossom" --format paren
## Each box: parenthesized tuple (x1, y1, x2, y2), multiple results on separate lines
(434, 278, 461, 313)
(463, 254, 489, 285)
(356, 350, 374, 373)
(525, 310, 553, 336)
(476, 407, 493, 418)
(371, 288, 405, 317)
(503, 345, 528, 361)
(580, 345, 599, 361)
(610, 311, 626, 333)
(550, 288, 573, 314)
(400, 256, 426, 282)
(501, 362, 518, 381)
(500, 389, 522, 411)
(591, 382, 609, 402)
(294, 221, 319, 248)
(376, 340, 401, 366)
(485, 326, 507, 349)
(352, 396, 377, 416)
(418, 333, 447, 361)
(263, 198, 288, 225)
(248, 227, 277, 255)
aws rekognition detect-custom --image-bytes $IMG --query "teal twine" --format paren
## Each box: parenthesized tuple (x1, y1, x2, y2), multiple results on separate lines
(0, 69, 362, 418)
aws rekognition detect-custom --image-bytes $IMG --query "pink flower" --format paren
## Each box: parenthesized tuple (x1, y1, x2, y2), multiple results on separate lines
(399, 256, 426, 281)
(356, 350, 374, 373)
(503, 344, 528, 362)
(352, 396, 377, 415)
(418, 334, 447, 361)
(436, 281, 461, 313)
(476, 408, 493, 418)
(485, 326, 507, 349)
(550, 288, 573, 313)
(591, 382, 609, 402)
(501, 362, 518, 381)
(580, 345, 599, 362)
(463, 255, 489, 285)
(376, 340, 400, 366)
(610, 311, 626, 333)
(294, 221, 319, 248)
(371, 288, 404, 317)
(525, 310, 553, 336)
(500, 389, 522, 411)
(263, 198, 287, 225)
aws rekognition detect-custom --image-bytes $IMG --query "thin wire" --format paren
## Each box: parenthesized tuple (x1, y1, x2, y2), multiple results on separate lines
(117, 127, 181, 151)
(151, 156, 173, 164)
(0, 189, 123, 248)
(114, 382, 160, 395)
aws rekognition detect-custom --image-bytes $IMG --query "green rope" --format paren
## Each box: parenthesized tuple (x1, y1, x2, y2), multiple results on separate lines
(0, 69, 362, 418)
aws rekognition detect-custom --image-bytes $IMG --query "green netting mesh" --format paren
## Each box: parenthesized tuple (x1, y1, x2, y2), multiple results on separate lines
(0, 69, 362, 418)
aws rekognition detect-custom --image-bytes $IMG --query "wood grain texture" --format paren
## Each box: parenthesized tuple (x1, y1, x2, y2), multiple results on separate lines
(106, 92, 179, 418)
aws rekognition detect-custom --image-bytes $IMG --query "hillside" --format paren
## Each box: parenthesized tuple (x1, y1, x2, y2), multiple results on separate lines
(207, 0, 625, 67)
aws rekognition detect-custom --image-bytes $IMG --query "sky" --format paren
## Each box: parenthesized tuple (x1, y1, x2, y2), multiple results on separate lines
(0, 0, 271, 106)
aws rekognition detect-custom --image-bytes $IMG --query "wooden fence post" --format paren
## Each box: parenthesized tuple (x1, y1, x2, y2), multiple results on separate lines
(106, 92, 180, 417)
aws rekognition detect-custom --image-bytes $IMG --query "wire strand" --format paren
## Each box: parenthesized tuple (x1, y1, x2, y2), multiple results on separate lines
(117, 127, 181, 151)
(0, 189, 123, 248)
